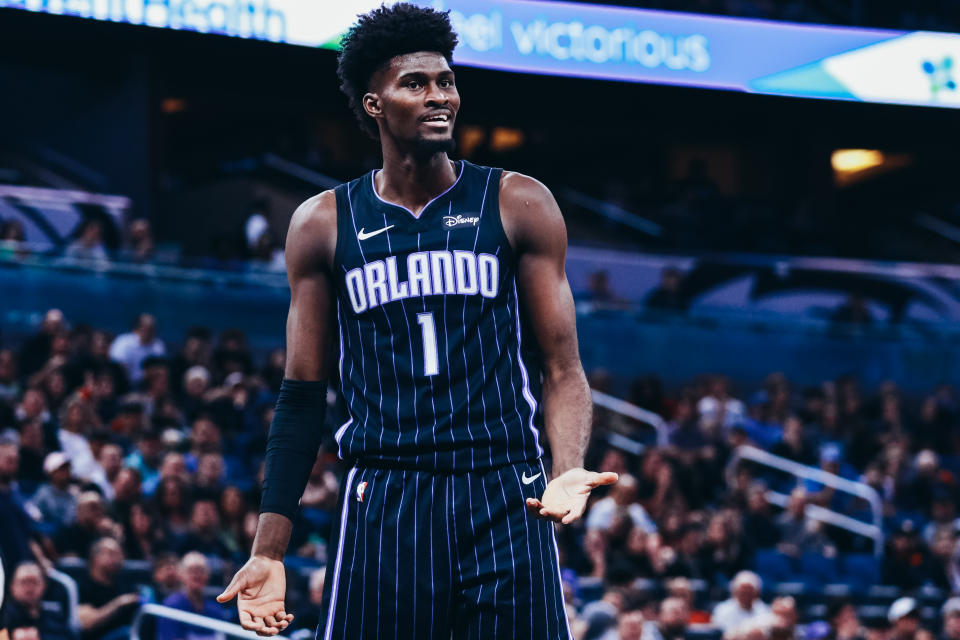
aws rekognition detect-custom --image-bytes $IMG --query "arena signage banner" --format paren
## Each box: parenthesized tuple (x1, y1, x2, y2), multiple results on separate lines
(2, 0, 958, 108)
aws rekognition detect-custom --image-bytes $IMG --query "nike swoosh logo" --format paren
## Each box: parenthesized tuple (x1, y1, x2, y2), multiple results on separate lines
(357, 225, 394, 241)
(521, 471, 541, 485)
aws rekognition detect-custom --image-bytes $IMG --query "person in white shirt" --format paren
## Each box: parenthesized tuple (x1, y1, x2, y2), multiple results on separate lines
(108, 314, 165, 385)
(712, 571, 771, 636)
(586, 474, 658, 534)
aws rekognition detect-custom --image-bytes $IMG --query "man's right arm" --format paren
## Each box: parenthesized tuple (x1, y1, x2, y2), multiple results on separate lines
(249, 189, 338, 561)
(217, 191, 338, 637)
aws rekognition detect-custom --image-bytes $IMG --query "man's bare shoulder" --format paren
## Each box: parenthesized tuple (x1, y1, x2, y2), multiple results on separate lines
(286, 190, 338, 273)
(498, 171, 564, 251)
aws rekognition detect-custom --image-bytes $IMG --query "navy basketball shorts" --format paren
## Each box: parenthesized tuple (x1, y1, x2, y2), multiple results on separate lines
(315, 460, 572, 640)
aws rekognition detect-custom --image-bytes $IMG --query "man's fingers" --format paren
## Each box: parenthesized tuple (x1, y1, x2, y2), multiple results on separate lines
(264, 615, 278, 628)
(216, 575, 242, 603)
(587, 471, 619, 488)
(526, 498, 544, 514)
(561, 506, 586, 525)
(239, 611, 265, 632)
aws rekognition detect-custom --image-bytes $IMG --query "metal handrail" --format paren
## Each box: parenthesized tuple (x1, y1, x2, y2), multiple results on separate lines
(590, 389, 668, 446)
(46, 568, 81, 633)
(726, 445, 885, 556)
(131, 603, 261, 640)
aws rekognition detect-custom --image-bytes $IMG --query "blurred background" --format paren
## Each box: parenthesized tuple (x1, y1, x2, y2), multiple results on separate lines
(0, 1, 959, 639)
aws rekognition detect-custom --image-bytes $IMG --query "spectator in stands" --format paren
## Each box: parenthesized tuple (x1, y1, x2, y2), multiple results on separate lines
(0, 348, 21, 406)
(123, 428, 163, 491)
(776, 488, 834, 558)
(108, 314, 165, 385)
(3, 561, 72, 640)
(29, 452, 76, 529)
(825, 601, 865, 640)
(179, 365, 211, 422)
(887, 598, 922, 640)
(94, 443, 123, 500)
(0, 440, 37, 569)
(55, 490, 108, 558)
(642, 596, 690, 640)
(883, 520, 931, 590)
(156, 552, 227, 640)
(56, 394, 102, 483)
(942, 598, 960, 640)
(193, 452, 225, 501)
(153, 476, 192, 541)
(768, 597, 798, 640)
(770, 415, 816, 466)
(619, 610, 646, 640)
(585, 269, 630, 309)
(18, 309, 65, 379)
(587, 474, 658, 534)
(14, 419, 45, 491)
(151, 553, 182, 603)
(123, 501, 166, 561)
(665, 577, 711, 624)
(830, 294, 873, 327)
(121, 218, 155, 263)
(742, 483, 781, 551)
(178, 499, 231, 560)
(65, 219, 109, 264)
(77, 537, 140, 640)
(645, 267, 687, 313)
(0, 219, 27, 260)
(698, 377, 746, 431)
(290, 568, 326, 633)
(712, 571, 771, 635)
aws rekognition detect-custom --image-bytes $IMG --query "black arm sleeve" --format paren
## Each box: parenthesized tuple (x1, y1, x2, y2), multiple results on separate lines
(259, 378, 328, 520)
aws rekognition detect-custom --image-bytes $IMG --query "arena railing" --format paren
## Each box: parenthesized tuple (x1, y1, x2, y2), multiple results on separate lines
(47, 567, 81, 634)
(725, 445, 885, 557)
(590, 389, 669, 447)
(130, 603, 263, 640)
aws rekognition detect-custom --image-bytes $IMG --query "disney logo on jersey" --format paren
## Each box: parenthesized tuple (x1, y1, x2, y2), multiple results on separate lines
(442, 213, 480, 230)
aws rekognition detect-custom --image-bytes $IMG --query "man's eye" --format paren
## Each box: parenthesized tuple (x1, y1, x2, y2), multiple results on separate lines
(439, 79, 453, 88)
(406, 81, 421, 89)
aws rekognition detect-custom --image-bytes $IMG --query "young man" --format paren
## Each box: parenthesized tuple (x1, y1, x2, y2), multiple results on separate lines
(218, 4, 617, 639)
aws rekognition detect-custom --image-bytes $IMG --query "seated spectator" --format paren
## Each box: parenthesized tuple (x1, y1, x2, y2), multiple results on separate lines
(56, 395, 102, 483)
(642, 597, 690, 640)
(193, 452, 225, 501)
(3, 562, 72, 640)
(0, 440, 36, 568)
(775, 488, 834, 558)
(290, 568, 326, 633)
(767, 596, 798, 640)
(712, 571, 771, 635)
(120, 218, 155, 263)
(151, 553, 182, 603)
(123, 501, 168, 561)
(108, 314, 165, 386)
(942, 598, 960, 640)
(887, 598, 922, 640)
(586, 474, 657, 534)
(742, 483, 781, 551)
(55, 491, 110, 558)
(826, 601, 865, 640)
(29, 452, 76, 529)
(92, 443, 124, 500)
(156, 552, 228, 640)
(64, 219, 109, 264)
(619, 610, 646, 640)
(645, 267, 687, 312)
(769, 416, 816, 466)
(123, 429, 163, 491)
(177, 499, 232, 561)
(666, 577, 711, 624)
(698, 377, 746, 432)
(76, 538, 140, 640)
(585, 269, 630, 309)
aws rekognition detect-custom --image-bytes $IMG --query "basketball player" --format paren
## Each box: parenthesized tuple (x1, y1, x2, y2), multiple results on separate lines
(218, 4, 618, 638)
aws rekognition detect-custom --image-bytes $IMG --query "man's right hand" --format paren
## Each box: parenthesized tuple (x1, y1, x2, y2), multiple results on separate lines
(217, 556, 294, 637)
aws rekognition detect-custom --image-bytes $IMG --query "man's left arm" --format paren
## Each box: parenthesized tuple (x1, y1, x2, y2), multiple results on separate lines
(500, 172, 618, 524)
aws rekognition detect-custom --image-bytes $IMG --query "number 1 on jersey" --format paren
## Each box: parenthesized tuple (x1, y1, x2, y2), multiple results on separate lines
(417, 312, 439, 376)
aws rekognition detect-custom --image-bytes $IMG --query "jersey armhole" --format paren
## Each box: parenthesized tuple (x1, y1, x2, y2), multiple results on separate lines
(487, 167, 515, 265)
(331, 182, 351, 273)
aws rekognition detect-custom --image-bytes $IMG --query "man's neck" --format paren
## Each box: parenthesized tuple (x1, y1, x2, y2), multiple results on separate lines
(90, 567, 111, 585)
(376, 141, 457, 215)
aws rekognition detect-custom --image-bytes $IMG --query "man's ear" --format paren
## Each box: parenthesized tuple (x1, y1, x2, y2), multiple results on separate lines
(362, 93, 382, 119)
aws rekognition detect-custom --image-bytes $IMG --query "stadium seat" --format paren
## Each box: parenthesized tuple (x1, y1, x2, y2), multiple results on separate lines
(841, 554, 880, 591)
(754, 549, 796, 584)
(800, 553, 839, 586)
(687, 628, 722, 640)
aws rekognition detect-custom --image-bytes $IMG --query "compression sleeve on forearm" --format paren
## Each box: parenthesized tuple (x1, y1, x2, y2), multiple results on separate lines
(259, 378, 328, 521)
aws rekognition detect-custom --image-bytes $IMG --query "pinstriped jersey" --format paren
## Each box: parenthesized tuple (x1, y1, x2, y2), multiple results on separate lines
(331, 160, 543, 472)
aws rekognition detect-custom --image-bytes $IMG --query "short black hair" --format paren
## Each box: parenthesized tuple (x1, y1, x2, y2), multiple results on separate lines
(337, 3, 458, 139)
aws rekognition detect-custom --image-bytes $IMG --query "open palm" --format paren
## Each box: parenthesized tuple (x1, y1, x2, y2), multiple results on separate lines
(526, 467, 619, 525)
(217, 556, 294, 637)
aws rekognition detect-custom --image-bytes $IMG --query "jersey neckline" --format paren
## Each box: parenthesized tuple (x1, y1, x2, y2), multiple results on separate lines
(369, 160, 466, 220)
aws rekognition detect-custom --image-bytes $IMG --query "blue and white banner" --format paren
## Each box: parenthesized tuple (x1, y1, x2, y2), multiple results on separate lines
(1, 0, 958, 108)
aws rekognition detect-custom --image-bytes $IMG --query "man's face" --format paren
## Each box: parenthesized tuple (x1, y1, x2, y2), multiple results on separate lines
(945, 612, 960, 638)
(181, 563, 209, 594)
(894, 615, 919, 637)
(11, 566, 45, 607)
(94, 541, 124, 577)
(367, 52, 460, 154)
(0, 444, 18, 481)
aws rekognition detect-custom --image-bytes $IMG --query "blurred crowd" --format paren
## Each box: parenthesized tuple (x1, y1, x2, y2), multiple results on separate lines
(1, 307, 960, 639)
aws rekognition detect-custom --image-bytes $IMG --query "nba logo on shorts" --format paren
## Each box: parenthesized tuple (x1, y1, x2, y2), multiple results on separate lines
(356, 481, 368, 502)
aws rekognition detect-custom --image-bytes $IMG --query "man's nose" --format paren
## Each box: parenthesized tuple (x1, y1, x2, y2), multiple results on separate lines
(425, 84, 449, 105)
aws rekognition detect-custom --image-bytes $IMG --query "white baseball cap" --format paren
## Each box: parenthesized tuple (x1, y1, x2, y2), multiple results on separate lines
(888, 597, 919, 623)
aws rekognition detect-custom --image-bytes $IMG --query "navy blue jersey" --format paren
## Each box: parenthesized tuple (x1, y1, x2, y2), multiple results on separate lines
(331, 160, 543, 472)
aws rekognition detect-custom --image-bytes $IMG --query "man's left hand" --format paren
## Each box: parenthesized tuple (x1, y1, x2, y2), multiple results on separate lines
(526, 468, 619, 525)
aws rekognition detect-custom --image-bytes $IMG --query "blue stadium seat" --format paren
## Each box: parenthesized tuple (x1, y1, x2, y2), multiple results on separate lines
(841, 554, 880, 592)
(754, 549, 796, 584)
(800, 553, 839, 586)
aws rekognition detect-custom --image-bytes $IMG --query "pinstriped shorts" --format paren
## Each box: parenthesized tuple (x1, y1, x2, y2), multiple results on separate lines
(315, 461, 571, 640)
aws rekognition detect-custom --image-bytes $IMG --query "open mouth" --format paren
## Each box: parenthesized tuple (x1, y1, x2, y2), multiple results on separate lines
(421, 112, 451, 125)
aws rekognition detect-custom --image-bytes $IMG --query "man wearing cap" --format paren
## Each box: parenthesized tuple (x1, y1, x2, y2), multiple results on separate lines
(28, 453, 75, 529)
(888, 597, 922, 640)
(941, 598, 960, 640)
(712, 571, 771, 636)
